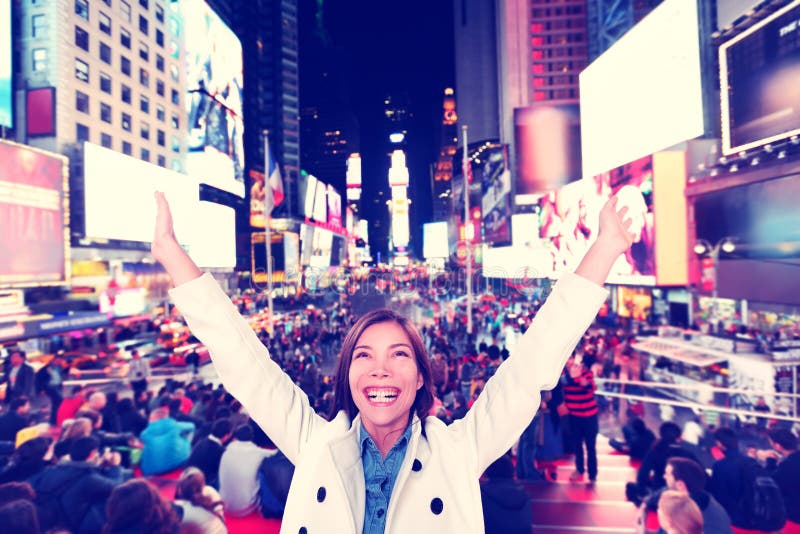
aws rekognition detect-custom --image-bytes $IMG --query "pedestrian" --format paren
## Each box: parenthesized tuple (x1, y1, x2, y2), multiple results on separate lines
(151, 191, 634, 533)
(127, 350, 150, 398)
(2, 350, 36, 404)
(564, 354, 599, 483)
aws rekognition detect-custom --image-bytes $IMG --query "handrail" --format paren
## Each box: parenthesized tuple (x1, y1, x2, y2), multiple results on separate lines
(596, 377, 800, 399)
(597, 390, 800, 424)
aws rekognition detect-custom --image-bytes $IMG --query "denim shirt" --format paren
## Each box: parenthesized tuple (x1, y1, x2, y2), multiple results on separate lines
(359, 422, 412, 534)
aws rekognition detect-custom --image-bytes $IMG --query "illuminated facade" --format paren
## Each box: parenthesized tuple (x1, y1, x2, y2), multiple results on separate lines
(432, 88, 458, 222)
(586, 0, 663, 61)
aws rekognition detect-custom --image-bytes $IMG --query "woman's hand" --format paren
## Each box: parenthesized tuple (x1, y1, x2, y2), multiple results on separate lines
(596, 196, 635, 256)
(151, 191, 178, 264)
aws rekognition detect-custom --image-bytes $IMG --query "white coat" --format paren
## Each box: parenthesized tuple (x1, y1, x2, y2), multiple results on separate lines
(169, 272, 608, 534)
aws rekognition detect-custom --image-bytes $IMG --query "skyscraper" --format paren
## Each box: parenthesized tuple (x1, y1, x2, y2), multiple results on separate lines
(586, 0, 664, 61)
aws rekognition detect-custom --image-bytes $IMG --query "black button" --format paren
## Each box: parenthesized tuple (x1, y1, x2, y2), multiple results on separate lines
(430, 497, 443, 515)
(299, 528, 307, 534)
(377, 509, 385, 518)
(412, 459, 422, 471)
(316, 486, 326, 502)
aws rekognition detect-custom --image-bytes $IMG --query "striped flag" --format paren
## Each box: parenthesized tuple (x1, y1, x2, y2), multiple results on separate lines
(264, 133, 284, 215)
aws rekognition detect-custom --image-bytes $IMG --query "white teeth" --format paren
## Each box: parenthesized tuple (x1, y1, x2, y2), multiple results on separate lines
(366, 388, 399, 401)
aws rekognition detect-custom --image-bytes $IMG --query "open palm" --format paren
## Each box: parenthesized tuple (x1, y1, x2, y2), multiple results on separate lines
(151, 191, 177, 263)
(597, 196, 635, 255)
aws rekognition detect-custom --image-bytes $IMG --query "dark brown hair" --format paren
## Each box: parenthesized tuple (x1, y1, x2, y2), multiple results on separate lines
(329, 308, 434, 423)
(176, 467, 218, 513)
(103, 479, 179, 534)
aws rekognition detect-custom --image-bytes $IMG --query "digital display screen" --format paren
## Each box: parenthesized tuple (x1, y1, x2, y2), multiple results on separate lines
(423, 222, 449, 259)
(720, 0, 800, 154)
(0, 141, 67, 286)
(0, 0, 12, 128)
(480, 144, 512, 246)
(176, 0, 244, 197)
(580, 0, 703, 177)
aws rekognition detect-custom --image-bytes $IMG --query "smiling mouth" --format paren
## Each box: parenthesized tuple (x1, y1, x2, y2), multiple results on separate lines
(365, 387, 399, 404)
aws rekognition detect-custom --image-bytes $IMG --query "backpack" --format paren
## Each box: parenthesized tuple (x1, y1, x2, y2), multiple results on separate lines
(738, 459, 786, 532)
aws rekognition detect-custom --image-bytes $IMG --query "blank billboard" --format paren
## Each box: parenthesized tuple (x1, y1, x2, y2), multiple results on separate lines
(0, 0, 11, 128)
(580, 0, 703, 177)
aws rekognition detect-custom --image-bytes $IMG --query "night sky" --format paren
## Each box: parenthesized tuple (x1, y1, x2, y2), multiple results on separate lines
(310, 0, 455, 260)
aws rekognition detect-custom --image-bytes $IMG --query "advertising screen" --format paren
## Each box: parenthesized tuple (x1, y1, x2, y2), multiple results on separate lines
(309, 227, 333, 269)
(579, 0, 703, 177)
(284, 232, 300, 284)
(249, 169, 266, 228)
(189, 201, 236, 268)
(480, 144, 512, 246)
(83, 142, 199, 245)
(514, 105, 581, 195)
(537, 155, 655, 285)
(327, 186, 342, 229)
(423, 222, 449, 259)
(300, 223, 314, 266)
(303, 174, 318, 219)
(176, 0, 244, 197)
(0, 0, 12, 128)
(313, 179, 327, 223)
(0, 141, 67, 286)
(720, 0, 800, 155)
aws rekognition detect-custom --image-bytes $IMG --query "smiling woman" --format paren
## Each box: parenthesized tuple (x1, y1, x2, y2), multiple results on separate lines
(151, 191, 633, 534)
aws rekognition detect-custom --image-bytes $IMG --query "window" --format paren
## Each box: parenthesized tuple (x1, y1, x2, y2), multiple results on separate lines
(140, 121, 150, 140)
(170, 88, 179, 105)
(32, 48, 47, 71)
(156, 79, 164, 96)
(120, 0, 131, 22)
(169, 64, 179, 82)
(171, 135, 180, 152)
(100, 42, 112, 64)
(121, 112, 132, 131)
(75, 26, 89, 50)
(121, 56, 131, 76)
(156, 105, 165, 122)
(155, 29, 164, 47)
(139, 0, 149, 9)
(102, 0, 112, 6)
(100, 72, 112, 94)
(155, 54, 164, 72)
(170, 114, 179, 129)
(76, 90, 89, 113)
(99, 12, 111, 35)
(100, 103, 112, 123)
(32, 14, 48, 38)
(75, 0, 88, 20)
(155, 4, 164, 22)
(122, 141, 132, 155)
(139, 68, 149, 87)
(120, 28, 131, 48)
(139, 15, 148, 35)
(139, 42, 149, 61)
(121, 84, 131, 104)
(140, 95, 149, 113)
(141, 147, 150, 161)
(157, 155, 166, 167)
(76, 123, 90, 142)
(75, 58, 89, 82)
(157, 129, 165, 146)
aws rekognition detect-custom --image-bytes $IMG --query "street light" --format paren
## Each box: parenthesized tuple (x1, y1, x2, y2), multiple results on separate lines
(694, 237, 736, 331)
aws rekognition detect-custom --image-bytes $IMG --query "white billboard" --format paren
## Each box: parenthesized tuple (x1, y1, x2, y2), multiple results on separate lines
(579, 0, 703, 177)
(84, 143, 199, 245)
(190, 201, 236, 268)
(0, 0, 11, 128)
(423, 222, 449, 259)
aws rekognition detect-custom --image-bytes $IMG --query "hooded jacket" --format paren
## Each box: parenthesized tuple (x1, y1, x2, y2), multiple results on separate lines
(140, 417, 195, 475)
(169, 272, 607, 534)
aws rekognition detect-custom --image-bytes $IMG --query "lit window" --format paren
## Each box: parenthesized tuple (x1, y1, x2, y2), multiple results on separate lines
(32, 48, 48, 71)
(120, 0, 132, 22)
(121, 112, 132, 132)
(140, 121, 150, 140)
(75, 58, 89, 82)
(139, 41, 149, 61)
(99, 12, 112, 35)
(75, 0, 89, 20)
(32, 15, 48, 38)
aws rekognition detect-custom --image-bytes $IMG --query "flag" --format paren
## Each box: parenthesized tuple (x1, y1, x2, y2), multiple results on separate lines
(264, 133, 284, 215)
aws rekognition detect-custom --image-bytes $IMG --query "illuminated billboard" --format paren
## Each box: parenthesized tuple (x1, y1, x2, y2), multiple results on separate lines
(579, 0, 703, 177)
(0, 141, 68, 287)
(423, 222, 449, 259)
(720, 0, 800, 155)
(83, 142, 199, 245)
(0, 0, 11, 128)
(327, 185, 342, 230)
(313, 179, 327, 222)
(303, 174, 318, 219)
(190, 201, 236, 268)
(176, 0, 244, 197)
(480, 144, 512, 246)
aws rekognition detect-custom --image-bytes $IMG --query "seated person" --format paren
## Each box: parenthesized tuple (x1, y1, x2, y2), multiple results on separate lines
(140, 407, 195, 476)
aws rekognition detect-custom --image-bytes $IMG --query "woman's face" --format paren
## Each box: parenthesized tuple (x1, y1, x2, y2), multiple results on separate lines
(349, 321, 423, 436)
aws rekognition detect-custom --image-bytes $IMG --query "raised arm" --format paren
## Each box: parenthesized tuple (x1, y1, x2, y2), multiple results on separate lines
(150, 192, 202, 285)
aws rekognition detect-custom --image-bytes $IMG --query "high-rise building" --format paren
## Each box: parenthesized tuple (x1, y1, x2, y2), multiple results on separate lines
(432, 88, 458, 223)
(453, 0, 500, 144)
(587, 0, 664, 61)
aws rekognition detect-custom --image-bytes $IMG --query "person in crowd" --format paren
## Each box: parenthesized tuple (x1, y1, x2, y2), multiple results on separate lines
(535, 387, 565, 481)
(257, 438, 295, 519)
(75, 408, 138, 456)
(101, 391, 122, 433)
(188, 418, 232, 489)
(480, 452, 532, 534)
(103, 479, 181, 534)
(663, 457, 732, 534)
(173, 387, 194, 414)
(54, 417, 93, 459)
(0, 436, 54, 484)
(127, 350, 151, 398)
(117, 397, 148, 436)
(219, 423, 276, 516)
(29, 436, 125, 533)
(610, 413, 655, 460)
(564, 353, 600, 483)
(766, 428, 800, 531)
(56, 385, 86, 427)
(708, 427, 756, 529)
(36, 355, 66, 425)
(430, 349, 448, 396)
(752, 397, 771, 429)
(152, 191, 633, 532)
(2, 350, 36, 404)
(656, 490, 703, 534)
(0, 498, 41, 534)
(0, 396, 32, 443)
(174, 466, 227, 533)
(186, 348, 201, 376)
(0, 479, 36, 505)
(86, 391, 107, 413)
(632, 422, 697, 500)
(140, 407, 195, 476)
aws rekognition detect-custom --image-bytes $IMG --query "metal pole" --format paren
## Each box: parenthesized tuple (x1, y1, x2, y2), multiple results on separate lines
(264, 130, 275, 337)
(711, 245, 719, 335)
(462, 125, 472, 335)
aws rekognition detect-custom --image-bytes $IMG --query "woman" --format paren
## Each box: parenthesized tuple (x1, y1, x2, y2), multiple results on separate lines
(104, 479, 180, 534)
(174, 467, 226, 534)
(152, 191, 633, 533)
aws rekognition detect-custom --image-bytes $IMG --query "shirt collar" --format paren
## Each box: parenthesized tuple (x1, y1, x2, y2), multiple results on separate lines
(358, 419, 412, 458)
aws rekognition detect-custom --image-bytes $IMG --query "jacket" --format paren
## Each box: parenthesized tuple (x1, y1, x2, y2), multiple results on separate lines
(140, 417, 195, 475)
(772, 449, 800, 523)
(169, 271, 607, 534)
